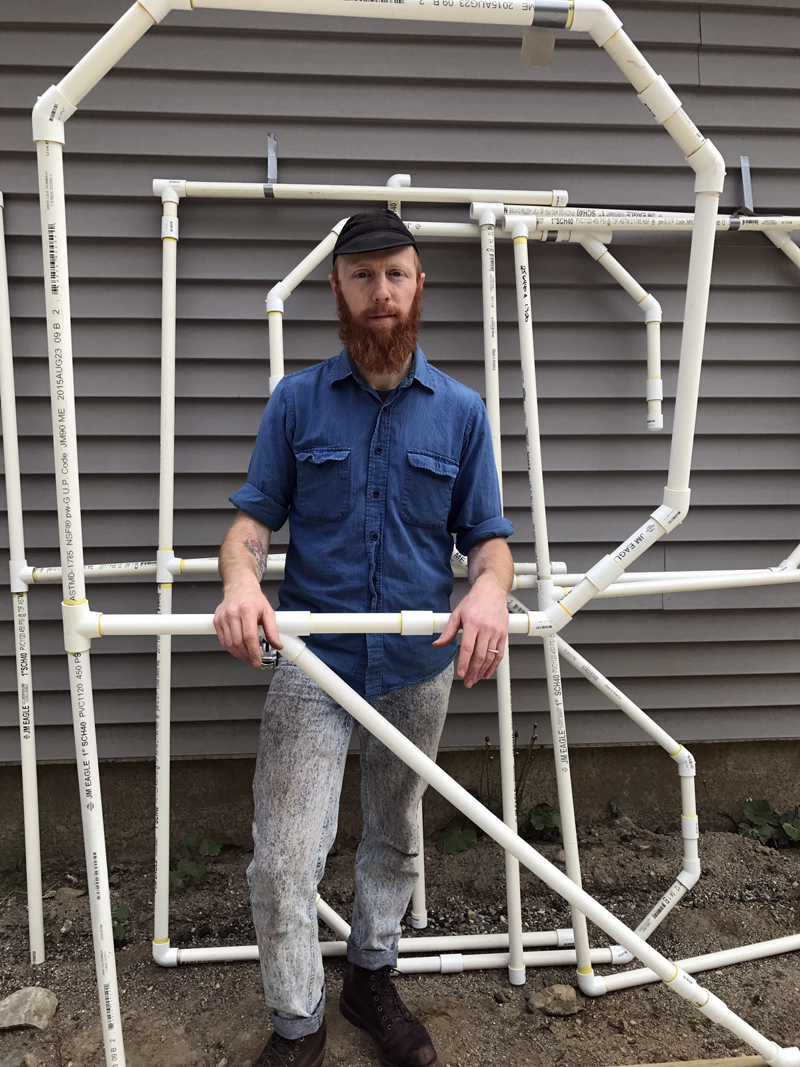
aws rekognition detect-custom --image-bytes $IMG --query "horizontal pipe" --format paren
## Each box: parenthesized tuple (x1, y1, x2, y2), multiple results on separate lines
(603, 934, 800, 992)
(32, 561, 158, 583)
(181, 181, 561, 205)
(93, 611, 539, 638)
(191, 0, 536, 24)
(505, 213, 800, 233)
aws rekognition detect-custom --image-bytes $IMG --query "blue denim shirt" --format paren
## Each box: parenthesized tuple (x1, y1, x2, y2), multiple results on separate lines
(230, 346, 513, 699)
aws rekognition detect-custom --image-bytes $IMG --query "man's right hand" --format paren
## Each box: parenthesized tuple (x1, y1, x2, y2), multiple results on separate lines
(214, 585, 283, 668)
(214, 510, 281, 667)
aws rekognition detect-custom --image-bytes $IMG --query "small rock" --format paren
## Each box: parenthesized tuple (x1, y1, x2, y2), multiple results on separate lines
(55, 887, 86, 901)
(555, 850, 566, 863)
(527, 984, 583, 1017)
(217, 1059, 229, 1067)
(493, 990, 510, 1004)
(0, 988, 59, 1031)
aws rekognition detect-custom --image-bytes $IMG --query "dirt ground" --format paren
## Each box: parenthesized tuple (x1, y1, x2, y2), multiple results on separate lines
(1, 824, 799, 1067)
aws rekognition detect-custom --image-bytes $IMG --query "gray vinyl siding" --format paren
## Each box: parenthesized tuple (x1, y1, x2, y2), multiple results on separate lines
(0, 0, 798, 761)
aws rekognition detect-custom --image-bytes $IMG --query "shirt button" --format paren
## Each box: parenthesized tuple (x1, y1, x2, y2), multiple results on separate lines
(375, 447, 382, 454)
(371, 532, 378, 541)
(373, 490, 380, 498)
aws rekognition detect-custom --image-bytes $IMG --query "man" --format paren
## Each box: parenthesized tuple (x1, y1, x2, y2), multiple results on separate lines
(214, 210, 514, 1067)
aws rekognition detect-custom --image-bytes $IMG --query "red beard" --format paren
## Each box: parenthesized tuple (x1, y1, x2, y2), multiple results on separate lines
(336, 285, 423, 375)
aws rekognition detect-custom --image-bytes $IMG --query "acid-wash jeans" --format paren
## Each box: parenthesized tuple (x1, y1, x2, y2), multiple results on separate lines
(247, 655, 454, 1040)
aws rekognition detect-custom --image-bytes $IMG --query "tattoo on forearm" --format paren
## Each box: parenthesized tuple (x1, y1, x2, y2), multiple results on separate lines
(243, 538, 267, 581)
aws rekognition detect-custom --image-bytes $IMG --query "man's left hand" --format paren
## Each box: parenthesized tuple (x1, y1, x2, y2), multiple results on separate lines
(432, 574, 509, 688)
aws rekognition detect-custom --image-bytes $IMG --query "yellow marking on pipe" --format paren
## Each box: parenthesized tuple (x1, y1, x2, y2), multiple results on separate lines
(577, 966, 593, 975)
(611, 554, 625, 571)
(513, 235, 528, 245)
(31, 570, 39, 583)
(97, 615, 104, 637)
(561, 587, 569, 597)
(682, 813, 697, 819)
(665, 965, 680, 983)
(648, 376, 662, 380)
(63, 597, 88, 606)
(515, 575, 521, 589)
(180, 559, 186, 573)
(565, 1, 575, 30)
(558, 601, 573, 618)
(397, 613, 403, 631)
(670, 745, 682, 756)
(153, 937, 170, 946)
(159, 546, 172, 551)
(136, 2, 157, 22)
(637, 291, 650, 304)
(163, 237, 177, 243)
(268, 310, 283, 317)
(159, 583, 172, 590)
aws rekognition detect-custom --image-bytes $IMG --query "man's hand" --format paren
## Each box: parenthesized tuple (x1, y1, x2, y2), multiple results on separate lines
(432, 537, 514, 688)
(214, 585, 282, 668)
(214, 510, 282, 668)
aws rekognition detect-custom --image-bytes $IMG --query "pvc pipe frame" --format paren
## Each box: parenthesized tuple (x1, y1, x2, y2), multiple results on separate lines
(27, 2, 799, 1065)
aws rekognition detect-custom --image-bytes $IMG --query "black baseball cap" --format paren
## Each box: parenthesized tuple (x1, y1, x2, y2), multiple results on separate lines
(332, 209, 419, 260)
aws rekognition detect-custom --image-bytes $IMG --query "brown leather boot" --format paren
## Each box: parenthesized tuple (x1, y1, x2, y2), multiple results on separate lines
(340, 963, 438, 1067)
(252, 1018, 326, 1067)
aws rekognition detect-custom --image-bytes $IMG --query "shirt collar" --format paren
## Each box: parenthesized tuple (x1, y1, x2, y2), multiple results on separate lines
(328, 345, 436, 393)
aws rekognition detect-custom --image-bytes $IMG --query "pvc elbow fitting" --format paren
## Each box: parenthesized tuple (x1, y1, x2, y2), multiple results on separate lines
(610, 945, 634, 965)
(266, 283, 290, 313)
(765, 1047, 800, 1067)
(152, 940, 179, 967)
(570, 1, 623, 46)
(687, 139, 727, 195)
(577, 970, 607, 997)
(153, 179, 186, 201)
(32, 85, 77, 144)
(639, 293, 662, 322)
(138, 0, 192, 23)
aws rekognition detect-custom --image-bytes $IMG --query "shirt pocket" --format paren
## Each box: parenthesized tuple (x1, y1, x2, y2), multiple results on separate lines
(400, 450, 459, 530)
(294, 447, 352, 522)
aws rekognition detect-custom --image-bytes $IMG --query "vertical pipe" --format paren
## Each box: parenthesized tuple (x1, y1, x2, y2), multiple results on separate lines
(35, 137, 126, 1067)
(153, 197, 178, 949)
(410, 800, 428, 929)
(666, 191, 721, 495)
(542, 635, 595, 984)
(479, 211, 524, 984)
(0, 197, 45, 964)
(479, 212, 503, 479)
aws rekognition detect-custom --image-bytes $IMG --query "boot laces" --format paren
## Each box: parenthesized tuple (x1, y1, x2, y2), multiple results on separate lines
(369, 966, 414, 1031)
(260, 1030, 307, 1066)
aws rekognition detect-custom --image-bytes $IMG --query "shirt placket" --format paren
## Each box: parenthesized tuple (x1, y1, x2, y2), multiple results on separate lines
(364, 399, 391, 698)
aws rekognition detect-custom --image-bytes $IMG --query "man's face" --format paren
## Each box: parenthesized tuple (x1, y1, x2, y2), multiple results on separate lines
(330, 245, 425, 375)
(330, 245, 424, 326)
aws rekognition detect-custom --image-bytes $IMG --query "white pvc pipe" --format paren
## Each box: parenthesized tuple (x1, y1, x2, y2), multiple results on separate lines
(590, 570, 800, 598)
(31, 561, 159, 582)
(520, 568, 772, 588)
(35, 135, 126, 1067)
(476, 206, 525, 984)
(764, 228, 800, 269)
(158, 199, 178, 558)
(153, 586, 172, 947)
(580, 233, 662, 433)
(506, 213, 800, 233)
(667, 190, 722, 495)
(542, 635, 595, 987)
(278, 634, 799, 1064)
(191, 0, 535, 23)
(512, 229, 553, 584)
(410, 801, 428, 930)
(604, 935, 800, 993)
(183, 181, 564, 205)
(1, 197, 45, 965)
(57, 3, 156, 108)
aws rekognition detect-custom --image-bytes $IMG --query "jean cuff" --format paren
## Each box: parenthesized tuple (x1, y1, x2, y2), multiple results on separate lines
(271, 986, 325, 1039)
(347, 941, 398, 970)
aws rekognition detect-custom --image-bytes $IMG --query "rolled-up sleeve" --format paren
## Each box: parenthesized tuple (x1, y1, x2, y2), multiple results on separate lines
(229, 380, 296, 531)
(448, 396, 514, 555)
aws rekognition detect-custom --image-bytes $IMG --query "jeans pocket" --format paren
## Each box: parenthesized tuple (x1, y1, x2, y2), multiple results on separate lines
(295, 447, 351, 521)
(400, 450, 459, 529)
